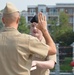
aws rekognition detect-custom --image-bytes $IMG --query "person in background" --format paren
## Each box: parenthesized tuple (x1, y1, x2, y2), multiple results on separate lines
(0, 2, 56, 75)
(30, 16, 56, 75)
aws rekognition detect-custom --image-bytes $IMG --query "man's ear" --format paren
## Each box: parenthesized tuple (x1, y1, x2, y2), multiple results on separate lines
(16, 17, 20, 24)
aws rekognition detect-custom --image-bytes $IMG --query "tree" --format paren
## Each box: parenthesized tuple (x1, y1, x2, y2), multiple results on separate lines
(0, 19, 3, 29)
(59, 11, 69, 26)
(18, 16, 30, 34)
(56, 29, 74, 46)
(47, 12, 73, 46)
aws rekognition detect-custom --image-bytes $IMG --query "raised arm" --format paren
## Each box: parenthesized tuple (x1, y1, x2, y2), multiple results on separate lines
(30, 20, 56, 70)
(37, 12, 57, 55)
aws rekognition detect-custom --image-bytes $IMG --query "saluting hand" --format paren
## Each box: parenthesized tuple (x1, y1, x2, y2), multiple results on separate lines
(37, 12, 47, 32)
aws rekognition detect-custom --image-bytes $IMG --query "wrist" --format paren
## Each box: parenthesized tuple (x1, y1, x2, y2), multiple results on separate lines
(42, 28, 48, 32)
(42, 29, 49, 35)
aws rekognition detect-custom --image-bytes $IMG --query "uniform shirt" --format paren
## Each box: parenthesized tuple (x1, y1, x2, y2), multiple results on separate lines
(0, 27, 49, 75)
(31, 36, 56, 75)
(31, 54, 56, 75)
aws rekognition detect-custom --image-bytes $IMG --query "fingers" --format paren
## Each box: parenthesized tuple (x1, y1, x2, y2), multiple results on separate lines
(31, 61, 37, 67)
(38, 12, 43, 22)
(38, 12, 45, 22)
(38, 12, 41, 23)
(44, 15, 46, 21)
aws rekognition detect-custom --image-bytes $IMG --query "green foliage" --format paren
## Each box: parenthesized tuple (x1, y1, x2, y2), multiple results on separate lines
(0, 19, 3, 29)
(59, 12, 69, 26)
(51, 57, 72, 72)
(47, 17, 58, 25)
(56, 29, 74, 46)
(47, 11, 73, 46)
(18, 16, 30, 34)
(60, 57, 72, 72)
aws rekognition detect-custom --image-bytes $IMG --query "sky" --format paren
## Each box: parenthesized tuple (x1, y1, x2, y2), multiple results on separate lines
(0, 0, 74, 11)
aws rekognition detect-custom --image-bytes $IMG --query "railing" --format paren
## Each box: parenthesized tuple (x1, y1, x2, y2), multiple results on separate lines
(50, 42, 74, 75)
(27, 12, 36, 16)
(22, 11, 59, 16)
(47, 12, 59, 16)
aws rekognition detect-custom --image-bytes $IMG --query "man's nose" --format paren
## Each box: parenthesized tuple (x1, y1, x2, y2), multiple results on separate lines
(33, 26, 37, 29)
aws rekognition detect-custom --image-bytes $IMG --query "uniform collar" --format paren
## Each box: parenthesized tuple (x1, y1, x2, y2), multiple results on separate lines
(1, 27, 18, 31)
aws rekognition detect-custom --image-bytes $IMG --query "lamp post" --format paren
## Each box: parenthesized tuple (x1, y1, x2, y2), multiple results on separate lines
(71, 42, 74, 74)
(72, 42, 74, 74)
(55, 43, 60, 75)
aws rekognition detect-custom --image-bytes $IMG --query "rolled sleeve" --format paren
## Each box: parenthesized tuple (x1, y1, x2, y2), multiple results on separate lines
(47, 54, 57, 63)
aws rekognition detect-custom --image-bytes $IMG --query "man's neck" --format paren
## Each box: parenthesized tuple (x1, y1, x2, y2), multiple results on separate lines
(5, 24, 18, 29)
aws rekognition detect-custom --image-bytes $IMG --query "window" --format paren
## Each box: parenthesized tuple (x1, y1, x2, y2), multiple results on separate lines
(60, 8, 64, 12)
(29, 8, 36, 14)
(41, 9, 43, 13)
(69, 16, 73, 23)
(49, 8, 58, 15)
(67, 8, 73, 14)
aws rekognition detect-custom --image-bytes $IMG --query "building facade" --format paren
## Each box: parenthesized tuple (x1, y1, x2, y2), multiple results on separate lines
(21, 3, 74, 27)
